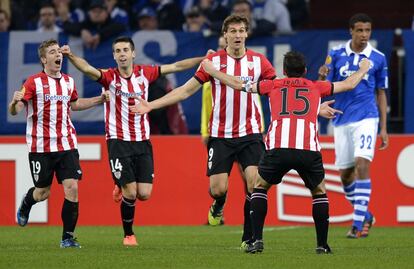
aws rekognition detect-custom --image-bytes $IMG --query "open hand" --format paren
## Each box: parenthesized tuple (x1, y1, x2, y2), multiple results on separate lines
(319, 100, 342, 119)
(129, 96, 152, 114)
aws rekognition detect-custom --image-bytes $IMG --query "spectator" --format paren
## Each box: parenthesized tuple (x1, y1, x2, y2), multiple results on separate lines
(133, 0, 185, 30)
(0, 9, 10, 32)
(252, 0, 292, 33)
(232, 0, 266, 36)
(197, 0, 229, 35)
(286, 0, 309, 30)
(79, 0, 127, 49)
(53, 0, 85, 27)
(37, 4, 62, 33)
(136, 7, 158, 30)
(104, 0, 130, 29)
(182, 6, 208, 32)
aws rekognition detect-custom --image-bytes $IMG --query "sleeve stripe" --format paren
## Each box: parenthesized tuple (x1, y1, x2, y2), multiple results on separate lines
(193, 75, 204, 85)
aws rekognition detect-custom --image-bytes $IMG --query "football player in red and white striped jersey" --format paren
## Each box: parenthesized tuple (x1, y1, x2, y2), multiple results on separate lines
(129, 15, 277, 248)
(62, 36, 206, 246)
(200, 51, 371, 253)
(9, 39, 109, 248)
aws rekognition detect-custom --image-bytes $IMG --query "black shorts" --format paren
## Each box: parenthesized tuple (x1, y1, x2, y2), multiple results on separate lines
(28, 149, 82, 188)
(207, 134, 264, 176)
(107, 139, 154, 186)
(258, 148, 325, 191)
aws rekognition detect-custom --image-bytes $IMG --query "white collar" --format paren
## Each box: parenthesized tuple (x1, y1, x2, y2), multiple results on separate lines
(345, 40, 373, 57)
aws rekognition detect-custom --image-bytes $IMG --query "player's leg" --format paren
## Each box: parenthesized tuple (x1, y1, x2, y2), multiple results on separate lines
(247, 148, 286, 254)
(248, 173, 271, 253)
(121, 182, 138, 246)
(237, 135, 265, 246)
(334, 124, 362, 237)
(57, 149, 82, 248)
(206, 138, 233, 226)
(17, 153, 54, 226)
(208, 173, 229, 225)
(296, 149, 331, 254)
(107, 139, 139, 245)
(334, 124, 357, 204)
(351, 118, 379, 237)
(310, 182, 331, 254)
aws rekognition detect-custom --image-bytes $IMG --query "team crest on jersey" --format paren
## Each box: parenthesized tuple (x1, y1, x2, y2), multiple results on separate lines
(115, 82, 122, 87)
(208, 161, 212, 170)
(136, 76, 144, 85)
(34, 174, 39, 182)
(325, 55, 332, 65)
(247, 61, 254, 70)
(114, 171, 121, 179)
(43, 84, 49, 89)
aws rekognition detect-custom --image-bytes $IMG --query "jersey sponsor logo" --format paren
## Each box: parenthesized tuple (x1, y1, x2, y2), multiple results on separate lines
(339, 61, 369, 80)
(115, 89, 143, 98)
(44, 94, 71, 102)
(236, 75, 253, 82)
(43, 85, 49, 89)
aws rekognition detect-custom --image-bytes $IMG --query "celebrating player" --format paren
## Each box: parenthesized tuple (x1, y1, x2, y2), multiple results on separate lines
(61, 36, 205, 246)
(200, 51, 371, 253)
(9, 39, 109, 248)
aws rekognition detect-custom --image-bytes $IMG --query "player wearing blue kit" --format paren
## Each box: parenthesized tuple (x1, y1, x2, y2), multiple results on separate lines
(319, 13, 389, 238)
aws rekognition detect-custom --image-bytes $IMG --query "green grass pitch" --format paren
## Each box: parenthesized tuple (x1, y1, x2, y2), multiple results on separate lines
(1, 226, 413, 269)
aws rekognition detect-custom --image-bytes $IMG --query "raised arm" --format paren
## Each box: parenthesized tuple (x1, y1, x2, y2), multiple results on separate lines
(71, 90, 110, 111)
(333, 58, 370, 93)
(160, 49, 215, 75)
(60, 45, 101, 81)
(129, 77, 202, 114)
(160, 56, 205, 75)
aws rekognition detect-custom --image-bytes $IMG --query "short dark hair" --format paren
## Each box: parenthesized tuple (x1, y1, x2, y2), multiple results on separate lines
(112, 36, 135, 51)
(222, 14, 249, 34)
(283, 51, 306, 78)
(349, 13, 372, 29)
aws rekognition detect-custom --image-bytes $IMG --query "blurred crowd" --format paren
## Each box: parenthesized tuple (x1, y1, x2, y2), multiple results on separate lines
(0, 0, 310, 46)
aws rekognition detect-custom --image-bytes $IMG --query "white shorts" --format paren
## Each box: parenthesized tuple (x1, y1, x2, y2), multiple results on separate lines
(333, 118, 379, 169)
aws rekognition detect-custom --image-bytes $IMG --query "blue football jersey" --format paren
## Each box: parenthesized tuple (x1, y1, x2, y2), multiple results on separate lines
(325, 41, 388, 126)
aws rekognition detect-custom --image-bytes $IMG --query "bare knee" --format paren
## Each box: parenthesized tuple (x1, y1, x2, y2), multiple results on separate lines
(63, 180, 78, 202)
(311, 181, 326, 196)
(33, 188, 50, 201)
(355, 158, 371, 179)
(136, 183, 152, 201)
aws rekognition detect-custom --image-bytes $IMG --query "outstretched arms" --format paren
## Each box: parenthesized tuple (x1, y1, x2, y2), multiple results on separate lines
(160, 50, 215, 75)
(61, 45, 101, 81)
(71, 89, 110, 111)
(129, 77, 201, 114)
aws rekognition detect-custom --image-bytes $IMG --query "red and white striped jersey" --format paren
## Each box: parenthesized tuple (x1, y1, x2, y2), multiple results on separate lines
(258, 78, 333, 151)
(98, 65, 160, 141)
(195, 49, 275, 138)
(22, 71, 79, 153)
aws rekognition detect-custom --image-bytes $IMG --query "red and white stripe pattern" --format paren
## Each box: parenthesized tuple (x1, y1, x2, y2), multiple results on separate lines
(259, 78, 333, 152)
(99, 65, 159, 141)
(265, 118, 320, 151)
(23, 72, 78, 153)
(195, 50, 275, 138)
